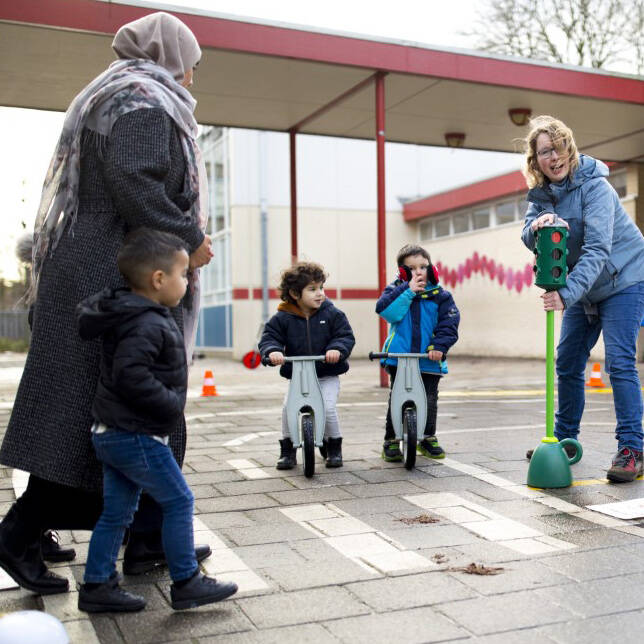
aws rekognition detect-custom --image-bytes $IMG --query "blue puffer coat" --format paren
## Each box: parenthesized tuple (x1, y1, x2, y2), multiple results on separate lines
(522, 154, 644, 308)
(376, 281, 460, 374)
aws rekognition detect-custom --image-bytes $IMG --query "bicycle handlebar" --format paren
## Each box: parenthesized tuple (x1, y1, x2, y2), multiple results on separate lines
(261, 354, 327, 366)
(369, 351, 429, 361)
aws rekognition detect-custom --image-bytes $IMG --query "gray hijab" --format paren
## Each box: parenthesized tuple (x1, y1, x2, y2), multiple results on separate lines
(31, 12, 207, 355)
(112, 11, 201, 81)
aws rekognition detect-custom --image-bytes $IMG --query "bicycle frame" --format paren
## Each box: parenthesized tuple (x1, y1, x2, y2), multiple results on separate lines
(380, 353, 428, 440)
(284, 356, 326, 448)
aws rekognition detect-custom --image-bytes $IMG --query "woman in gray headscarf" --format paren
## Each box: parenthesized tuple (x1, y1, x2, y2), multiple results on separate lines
(0, 12, 212, 595)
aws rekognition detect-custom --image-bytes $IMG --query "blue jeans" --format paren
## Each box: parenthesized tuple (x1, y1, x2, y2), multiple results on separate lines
(555, 282, 644, 451)
(84, 429, 196, 583)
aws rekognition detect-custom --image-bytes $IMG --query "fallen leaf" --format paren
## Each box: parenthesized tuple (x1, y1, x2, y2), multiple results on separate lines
(448, 562, 504, 575)
(397, 513, 440, 525)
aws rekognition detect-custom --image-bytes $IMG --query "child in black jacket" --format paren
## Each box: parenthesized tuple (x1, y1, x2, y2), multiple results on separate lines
(76, 228, 237, 613)
(259, 262, 355, 469)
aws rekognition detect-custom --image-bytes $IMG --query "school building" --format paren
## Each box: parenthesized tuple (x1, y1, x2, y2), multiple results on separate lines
(2, 1, 642, 363)
(195, 127, 643, 361)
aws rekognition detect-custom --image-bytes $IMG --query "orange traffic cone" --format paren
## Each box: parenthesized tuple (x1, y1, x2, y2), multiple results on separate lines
(200, 370, 218, 397)
(585, 362, 606, 388)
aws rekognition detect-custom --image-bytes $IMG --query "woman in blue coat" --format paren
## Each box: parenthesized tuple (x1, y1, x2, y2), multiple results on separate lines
(521, 115, 644, 482)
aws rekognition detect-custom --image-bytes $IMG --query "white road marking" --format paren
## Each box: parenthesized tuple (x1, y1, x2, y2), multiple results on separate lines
(193, 517, 269, 593)
(223, 432, 278, 447)
(185, 412, 215, 421)
(12, 468, 29, 498)
(280, 503, 434, 574)
(437, 457, 644, 538)
(227, 459, 271, 479)
(404, 492, 575, 555)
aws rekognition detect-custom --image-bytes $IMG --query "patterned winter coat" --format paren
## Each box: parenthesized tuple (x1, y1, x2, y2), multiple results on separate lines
(0, 108, 204, 490)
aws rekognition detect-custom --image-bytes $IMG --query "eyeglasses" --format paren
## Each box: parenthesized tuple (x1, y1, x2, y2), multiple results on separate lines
(536, 147, 561, 159)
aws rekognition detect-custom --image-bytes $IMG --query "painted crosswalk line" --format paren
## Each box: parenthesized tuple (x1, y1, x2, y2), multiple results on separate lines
(436, 457, 644, 539)
(280, 503, 434, 574)
(223, 431, 278, 447)
(193, 517, 269, 594)
(227, 458, 271, 479)
(404, 492, 575, 555)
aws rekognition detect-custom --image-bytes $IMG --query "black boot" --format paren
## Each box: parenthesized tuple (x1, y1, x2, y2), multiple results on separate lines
(41, 530, 76, 563)
(276, 438, 296, 470)
(0, 507, 69, 595)
(325, 437, 343, 468)
(123, 531, 212, 575)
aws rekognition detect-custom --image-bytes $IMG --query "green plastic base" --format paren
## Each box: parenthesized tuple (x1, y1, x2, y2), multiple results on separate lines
(526, 438, 582, 489)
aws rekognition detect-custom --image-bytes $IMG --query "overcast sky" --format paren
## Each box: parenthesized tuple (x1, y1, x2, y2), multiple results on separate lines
(1, 0, 511, 281)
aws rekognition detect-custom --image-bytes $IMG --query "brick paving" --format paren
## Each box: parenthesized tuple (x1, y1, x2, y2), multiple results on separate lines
(0, 353, 643, 643)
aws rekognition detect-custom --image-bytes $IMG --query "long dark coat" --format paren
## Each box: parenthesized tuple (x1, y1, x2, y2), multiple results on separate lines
(0, 108, 204, 490)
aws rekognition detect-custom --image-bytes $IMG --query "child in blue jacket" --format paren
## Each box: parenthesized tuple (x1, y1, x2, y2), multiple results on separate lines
(259, 262, 355, 469)
(376, 244, 460, 462)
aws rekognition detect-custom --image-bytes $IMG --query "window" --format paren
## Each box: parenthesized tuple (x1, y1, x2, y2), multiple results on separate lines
(434, 217, 451, 237)
(608, 171, 627, 199)
(452, 212, 470, 234)
(495, 200, 516, 225)
(472, 208, 489, 229)
(419, 221, 433, 240)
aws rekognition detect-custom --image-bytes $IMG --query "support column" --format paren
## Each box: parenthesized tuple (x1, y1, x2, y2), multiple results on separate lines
(376, 72, 388, 387)
(289, 129, 298, 262)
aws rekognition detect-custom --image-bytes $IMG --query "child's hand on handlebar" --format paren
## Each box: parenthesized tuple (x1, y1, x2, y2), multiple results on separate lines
(325, 349, 341, 364)
(269, 351, 285, 365)
(427, 350, 443, 361)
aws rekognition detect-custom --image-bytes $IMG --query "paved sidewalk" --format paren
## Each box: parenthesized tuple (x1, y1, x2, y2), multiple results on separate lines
(0, 353, 643, 643)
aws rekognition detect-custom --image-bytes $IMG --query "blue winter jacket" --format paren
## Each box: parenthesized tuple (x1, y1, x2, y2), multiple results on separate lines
(375, 281, 460, 374)
(521, 154, 644, 308)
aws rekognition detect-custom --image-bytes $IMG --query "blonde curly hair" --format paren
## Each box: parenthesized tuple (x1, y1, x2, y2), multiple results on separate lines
(522, 115, 579, 189)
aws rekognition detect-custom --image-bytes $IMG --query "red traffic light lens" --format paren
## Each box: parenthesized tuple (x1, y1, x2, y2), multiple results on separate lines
(551, 231, 562, 243)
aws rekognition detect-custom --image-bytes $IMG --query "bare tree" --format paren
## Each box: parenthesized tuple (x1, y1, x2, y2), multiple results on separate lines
(468, 0, 644, 74)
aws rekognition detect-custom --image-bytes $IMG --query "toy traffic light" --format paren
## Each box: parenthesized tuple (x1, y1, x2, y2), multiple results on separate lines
(534, 222, 568, 290)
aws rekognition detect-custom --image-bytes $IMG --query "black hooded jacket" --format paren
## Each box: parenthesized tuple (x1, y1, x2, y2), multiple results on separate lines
(76, 288, 187, 436)
(258, 299, 355, 379)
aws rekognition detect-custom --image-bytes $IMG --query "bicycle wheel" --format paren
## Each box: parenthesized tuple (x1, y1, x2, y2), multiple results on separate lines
(402, 407, 417, 470)
(301, 414, 315, 478)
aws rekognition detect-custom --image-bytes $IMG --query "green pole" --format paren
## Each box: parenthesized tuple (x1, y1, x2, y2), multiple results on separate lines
(545, 308, 555, 439)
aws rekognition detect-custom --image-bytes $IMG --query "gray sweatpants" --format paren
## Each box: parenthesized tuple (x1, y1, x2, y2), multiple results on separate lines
(281, 375, 341, 439)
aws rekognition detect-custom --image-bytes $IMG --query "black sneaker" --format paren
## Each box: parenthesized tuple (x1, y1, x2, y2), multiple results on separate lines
(382, 440, 403, 462)
(41, 530, 76, 563)
(78, 577, 146, 613)
(607, 447, 644, 483)
(526, 443, 580, 461)
(276, 438, 297, 470)
(170, 572, 238, 610)
(417, 437, 445, 459)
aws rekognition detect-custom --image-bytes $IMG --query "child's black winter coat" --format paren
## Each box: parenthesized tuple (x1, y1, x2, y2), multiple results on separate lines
(259, 300, 355, 379)
(77, 288, 187, 436)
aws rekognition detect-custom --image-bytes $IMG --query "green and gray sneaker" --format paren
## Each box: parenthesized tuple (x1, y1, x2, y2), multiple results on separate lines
(382, 440, 403, 462)
(417, 437, 445, 459)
